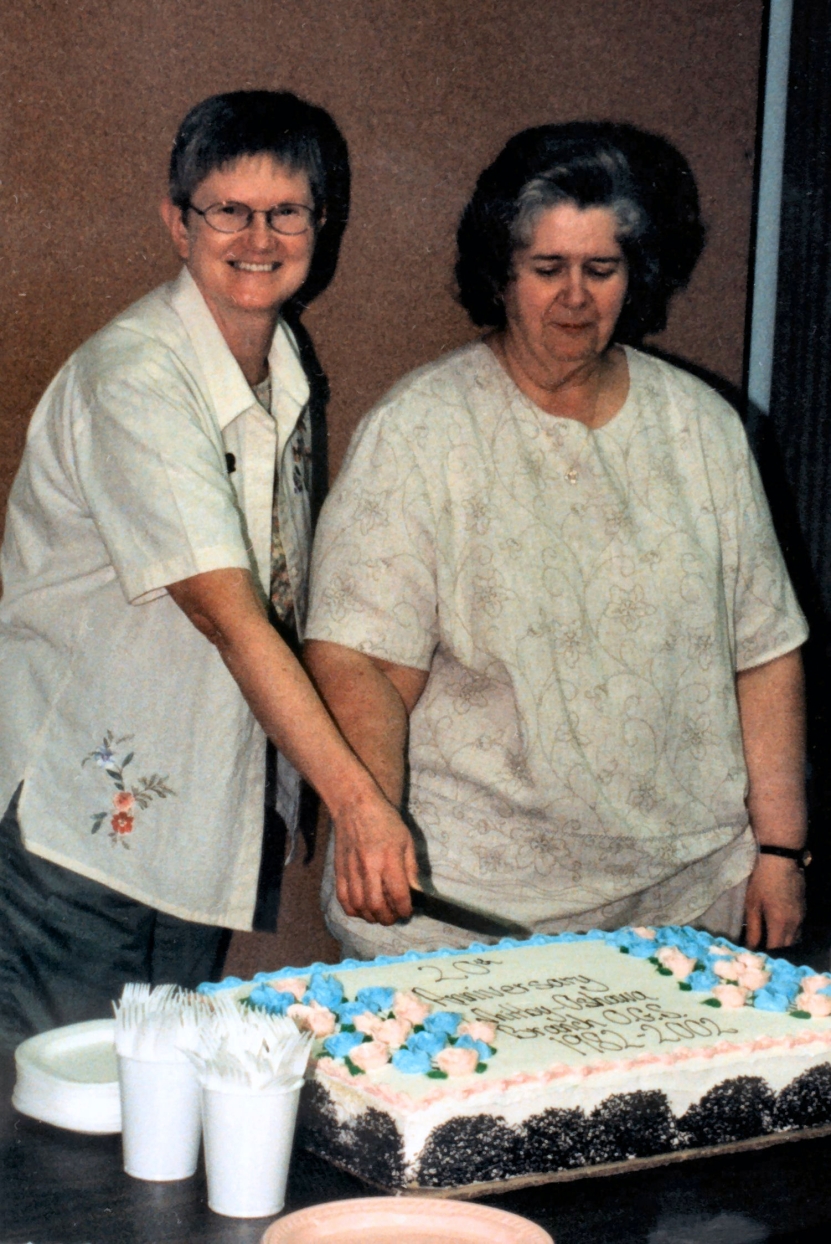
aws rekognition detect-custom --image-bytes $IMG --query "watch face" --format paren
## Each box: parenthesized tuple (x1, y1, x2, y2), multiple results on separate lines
(801, 849, 813, 869)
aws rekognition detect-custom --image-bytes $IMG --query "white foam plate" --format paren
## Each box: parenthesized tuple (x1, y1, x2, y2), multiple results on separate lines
(13, 1018, 121, 1134)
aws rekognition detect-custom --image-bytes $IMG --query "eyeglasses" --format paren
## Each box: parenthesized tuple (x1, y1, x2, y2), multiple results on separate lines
(186, 200, 317, 235)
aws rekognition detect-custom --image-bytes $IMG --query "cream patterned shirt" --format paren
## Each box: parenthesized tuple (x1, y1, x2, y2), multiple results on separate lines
(307, 344, 807, 951)
(0, 269, 311, 929)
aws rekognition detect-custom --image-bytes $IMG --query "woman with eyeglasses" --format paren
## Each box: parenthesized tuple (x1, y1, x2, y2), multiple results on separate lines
(0, 90, 412, 1049)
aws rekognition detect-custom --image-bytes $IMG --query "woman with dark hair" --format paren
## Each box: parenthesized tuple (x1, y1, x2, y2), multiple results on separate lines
(306, 122, 809, 960)
(0, 90, 409, 1048)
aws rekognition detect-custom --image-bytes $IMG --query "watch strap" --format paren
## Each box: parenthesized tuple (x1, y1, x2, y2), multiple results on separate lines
(758, 844, 812, 869)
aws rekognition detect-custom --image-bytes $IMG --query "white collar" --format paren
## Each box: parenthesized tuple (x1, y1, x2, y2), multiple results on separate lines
(169, 267, 309, 431)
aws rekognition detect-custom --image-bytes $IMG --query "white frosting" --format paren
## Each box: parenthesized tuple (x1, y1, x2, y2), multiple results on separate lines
(232, 937, 831, 1177)
(311, 941, 831, 1098)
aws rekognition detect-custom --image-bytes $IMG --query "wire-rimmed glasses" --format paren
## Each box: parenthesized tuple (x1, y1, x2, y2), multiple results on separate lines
(187, 200, 316, 236)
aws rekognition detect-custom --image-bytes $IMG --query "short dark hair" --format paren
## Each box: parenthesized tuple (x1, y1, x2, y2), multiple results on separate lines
(169, 90, 350, 307)
(455, 122, 705, 342)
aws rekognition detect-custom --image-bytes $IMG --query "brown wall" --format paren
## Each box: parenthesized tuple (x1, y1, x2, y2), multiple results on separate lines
(0, 0, 764, 975)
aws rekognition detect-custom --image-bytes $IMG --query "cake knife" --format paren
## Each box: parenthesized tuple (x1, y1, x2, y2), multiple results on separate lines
(409, 887, 531, 939)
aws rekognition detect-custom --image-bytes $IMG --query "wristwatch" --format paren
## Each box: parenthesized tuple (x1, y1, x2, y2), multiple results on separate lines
(758, 844, 812, 870)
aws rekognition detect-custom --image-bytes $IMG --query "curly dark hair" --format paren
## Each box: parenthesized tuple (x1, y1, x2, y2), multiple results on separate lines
(455, 122, 705, 343)
(169, 90, 350, 309)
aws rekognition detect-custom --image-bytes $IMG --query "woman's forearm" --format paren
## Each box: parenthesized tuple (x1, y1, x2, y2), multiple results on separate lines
(304, 638, 429, 924)
(736, 648, 807, 849)
(304, 639, 427, 807)
(736, 647, 807, 948)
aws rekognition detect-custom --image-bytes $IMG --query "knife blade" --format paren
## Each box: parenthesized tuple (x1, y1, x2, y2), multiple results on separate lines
(409, 887, 531, 940)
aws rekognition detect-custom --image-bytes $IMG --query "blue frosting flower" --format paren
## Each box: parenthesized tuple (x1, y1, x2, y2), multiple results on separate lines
(324, 1031, 365, 1059)
(304, 973, 344, 1010)
(767, 961, 805, 997)
(455, 1034, 491, 1061)
(423, 1011, 462, 1038)
(628, 941, 660, 959)
(355, 986, 395, 1014)
(656, 928, 704, 960)
(753, 987, 792, 1013)
(392, 1047, 432, 1075)
(335, 1001, 368, 1024)
(686, 968, 720, 992)
(688, 934, 717, 959)
(406, 1030, 447, 1057)
(248, 985, 295, 1015)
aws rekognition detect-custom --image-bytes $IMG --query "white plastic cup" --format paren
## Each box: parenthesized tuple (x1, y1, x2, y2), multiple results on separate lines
(201, 1078, 303, 1218)
(118, 1055, 202, 1181)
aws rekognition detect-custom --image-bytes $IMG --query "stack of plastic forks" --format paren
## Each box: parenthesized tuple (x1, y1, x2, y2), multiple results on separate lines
(114, 982, 213, 1180)
(182, 997, 314, 1217)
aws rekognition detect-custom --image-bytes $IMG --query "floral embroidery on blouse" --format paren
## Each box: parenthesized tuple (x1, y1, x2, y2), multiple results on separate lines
(82, 730, 176, 848)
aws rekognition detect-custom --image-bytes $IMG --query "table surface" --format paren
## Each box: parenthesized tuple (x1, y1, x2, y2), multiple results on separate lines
(3, 1056, 831, 1244)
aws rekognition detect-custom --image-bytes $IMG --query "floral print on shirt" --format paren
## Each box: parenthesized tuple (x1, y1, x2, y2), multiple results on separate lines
(83, 731, 176, 848)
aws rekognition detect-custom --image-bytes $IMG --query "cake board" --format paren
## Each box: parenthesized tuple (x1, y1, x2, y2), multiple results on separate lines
(305, 1122, 831, 1200)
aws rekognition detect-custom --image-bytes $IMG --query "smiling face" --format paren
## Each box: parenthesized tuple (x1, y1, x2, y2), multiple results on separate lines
(502, 202, 628, 380)
(162, 153, 317, 336)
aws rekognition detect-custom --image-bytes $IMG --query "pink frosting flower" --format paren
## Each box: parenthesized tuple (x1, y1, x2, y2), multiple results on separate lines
(353, 1012, 385, 1039)
(458, 1020, 497, 1045)
(713, 958, 741, 982)
(736, 952, 766, 972)
(434, 1045, 480, 1077)
(268, 976, 307, 1001)
(801, 975, 831, 996)
(307, 1003, 338, 1038)
(374, 1017, 412, 1049)
(656, 947, 697, 978)
(632, 927, 656, 940)
(392, 991, 432, 1025)
(287, 1001, 337, 1038)
(735, 966, 771, 991)
(112, 790, 135, 813)
(707, 945, 733, 957)
(796, 991, 831, 1017)
(711, 984, 750, 1009)
(350, 1040, 391, 1072)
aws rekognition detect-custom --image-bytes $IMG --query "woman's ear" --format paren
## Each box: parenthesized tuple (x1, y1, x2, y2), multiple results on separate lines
(160, 198, 190, 261)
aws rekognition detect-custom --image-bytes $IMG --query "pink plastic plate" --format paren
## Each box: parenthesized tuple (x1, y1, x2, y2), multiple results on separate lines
(261, 1196, 554, 1243)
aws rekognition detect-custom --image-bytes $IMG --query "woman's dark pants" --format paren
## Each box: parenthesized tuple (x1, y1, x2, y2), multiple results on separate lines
(0, 787, 230, 1052)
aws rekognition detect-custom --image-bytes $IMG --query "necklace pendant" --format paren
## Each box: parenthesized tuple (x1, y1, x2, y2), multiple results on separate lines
(565, 468, 578, 484)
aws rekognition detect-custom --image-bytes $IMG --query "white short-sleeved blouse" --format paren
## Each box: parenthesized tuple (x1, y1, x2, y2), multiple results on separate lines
(0, 269, 311, 929)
